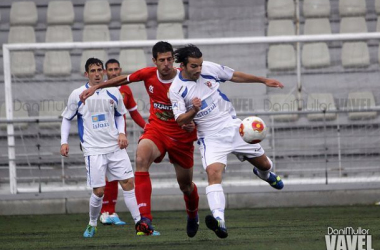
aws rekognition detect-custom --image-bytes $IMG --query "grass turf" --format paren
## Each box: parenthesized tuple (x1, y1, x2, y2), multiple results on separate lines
(0, 206, 379, 250)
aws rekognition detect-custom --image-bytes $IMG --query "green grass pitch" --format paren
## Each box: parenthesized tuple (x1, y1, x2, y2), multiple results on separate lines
(0, 206, 379, 250)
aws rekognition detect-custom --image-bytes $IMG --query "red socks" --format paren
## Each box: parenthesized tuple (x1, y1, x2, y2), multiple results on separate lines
(184, 183, 199, 219)
(135, 171, 153, 221)
(101, 180, 118, 214)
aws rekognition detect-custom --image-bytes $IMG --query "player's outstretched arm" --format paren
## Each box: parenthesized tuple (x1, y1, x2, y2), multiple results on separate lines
(231, 71, 284, 88)
(79, 75, 130, 103)
(129, 110, 146, 129)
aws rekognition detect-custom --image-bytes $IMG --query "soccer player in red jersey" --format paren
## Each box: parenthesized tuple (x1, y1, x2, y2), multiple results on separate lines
(80, 42, 200, 237)
(99, 59, 146, 226)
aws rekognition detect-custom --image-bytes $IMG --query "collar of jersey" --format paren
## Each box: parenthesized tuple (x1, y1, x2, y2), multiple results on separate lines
(179, 71, 193, 82)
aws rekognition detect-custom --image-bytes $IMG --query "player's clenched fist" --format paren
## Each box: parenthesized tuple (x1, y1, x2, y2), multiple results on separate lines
(192, 97, 202, 112)
(60, 144, 69, 157)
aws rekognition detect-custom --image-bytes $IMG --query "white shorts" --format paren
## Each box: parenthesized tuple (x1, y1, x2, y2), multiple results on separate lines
(84, 149, 134, 188)
(197, 120, 265, 169)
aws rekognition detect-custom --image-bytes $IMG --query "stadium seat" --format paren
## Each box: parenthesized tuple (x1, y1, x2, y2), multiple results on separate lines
(47, 1, 75, 25)
(38, 101, 65, 128)
(82, 25, 110, 42)
(302, 43, 330, 68)
(267, 45, 296, 70)
(120, 0, 148, 23)
(157, 0, 185, 22)
(303, 0, 330, 18)
(80, 50, 108, 73)
(0, 103, 29, 130)
(376, 0, 380, 15)
(156, 23, 184, 39)
(302, 19, 331, 68)
(8, 26, 36, 77)
(267, 20, 295, 36)
(307, 93, 337, 121)
(120, 24, 147, 40)
(83, 0, 111, 24)
(267, 0, 295, 19)
(339, 0, 366, 17)
(340, 17, 369, 68)
(10, 1, 38, 26)
(269, 94, 299, 122)
(347, 92, 377, 120)
(119, 49, 147, 74)
(303, 18, 331, 35)
(44, 26, 73, 76)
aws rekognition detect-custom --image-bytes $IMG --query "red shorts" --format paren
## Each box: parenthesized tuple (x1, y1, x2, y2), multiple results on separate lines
(139, 124, 194, 169)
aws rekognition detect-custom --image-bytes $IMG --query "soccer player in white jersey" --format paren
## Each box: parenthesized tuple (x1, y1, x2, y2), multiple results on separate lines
(169, 45, 285, 239)
(60, 58, 152, 238)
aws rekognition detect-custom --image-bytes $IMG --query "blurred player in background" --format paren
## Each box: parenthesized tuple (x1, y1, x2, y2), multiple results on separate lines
(60, 58, 152, 238)
(80, 42, 200, 238)
(169, 44, 284, 239)
(99, 59, 146, 226)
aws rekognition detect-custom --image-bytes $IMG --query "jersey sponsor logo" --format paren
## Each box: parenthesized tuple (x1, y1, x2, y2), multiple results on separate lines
(153, 102, 172, 110)
(92, 114, 110, 129)
(195, 102, 217, 118)
(92, 114, 106, 122)
(153, 102, 174, 121)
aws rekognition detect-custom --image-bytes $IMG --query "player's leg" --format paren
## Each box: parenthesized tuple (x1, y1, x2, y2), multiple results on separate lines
(247, 155, 283, 189)
(84, 154, 107, 238)
(100, 179, 119, 225)
(134, 138, 162, 221)
(173, 163, 199, 237)
(205, 162, 228, 239)
(232, 124, 284, 190)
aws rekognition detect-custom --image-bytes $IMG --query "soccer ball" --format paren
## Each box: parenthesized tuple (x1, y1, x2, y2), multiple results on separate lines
(239, 116, 267, 144)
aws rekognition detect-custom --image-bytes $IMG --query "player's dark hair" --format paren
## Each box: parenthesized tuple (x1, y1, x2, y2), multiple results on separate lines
(105, 58, 120, 69)
(152, 41, 174, 59)
(85, 58, 104, 72)
(174, 44, 202, 66)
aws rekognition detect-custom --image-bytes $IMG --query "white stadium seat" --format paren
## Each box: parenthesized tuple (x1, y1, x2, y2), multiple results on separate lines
(347, 92, 377, 120)
(8, 26, 36, 77)
(269, 94, 299, 122)
(267, 20, 295, 36)
(340, 17, 369, 68)
(339, 0, 366, 17)
(267, 0, 295, 19)
(0, 103, 29, 130)
(38, 101, 65, 128)
(307, 93, 337, 121)
(156, 23, 184, 39)
(120, 0, 148, 23)
(303, 0, 330, 18)
(83, 0, 111, 24)
(47, 1, 75, 25)
(267, 45, 296, 70)
(82, 25, 110, 42)
(120, 24, 147, 40)
(157, 0, 185, 22)
(10, 1, 38, 26)
(119, 49, 147, 74)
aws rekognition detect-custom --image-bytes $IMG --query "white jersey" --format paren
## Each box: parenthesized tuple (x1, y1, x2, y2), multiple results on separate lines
(62, 83, 127, 156)
(169, 61, 236, 138)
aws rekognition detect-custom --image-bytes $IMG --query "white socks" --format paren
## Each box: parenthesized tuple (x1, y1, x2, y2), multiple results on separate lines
(89, 192, 103, 226)
(255, 157, 273, 180)
(206, 184, 225, 221)
(123, 189, 141, 224)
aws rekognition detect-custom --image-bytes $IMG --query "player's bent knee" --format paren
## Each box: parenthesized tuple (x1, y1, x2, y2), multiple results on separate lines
(119, 178, 135, 191)
(135, 155, 151, 171)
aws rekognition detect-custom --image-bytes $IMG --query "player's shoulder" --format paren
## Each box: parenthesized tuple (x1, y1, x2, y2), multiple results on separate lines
(135, 67, 157, 76)
(202, 61, 223, 71)
(170, 73, 186, 92)
(119, 84, 132, 93)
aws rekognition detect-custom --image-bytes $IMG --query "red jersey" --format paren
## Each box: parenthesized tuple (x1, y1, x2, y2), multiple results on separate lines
(128, 67, 197, 141)
(119, 85, 137, 111)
